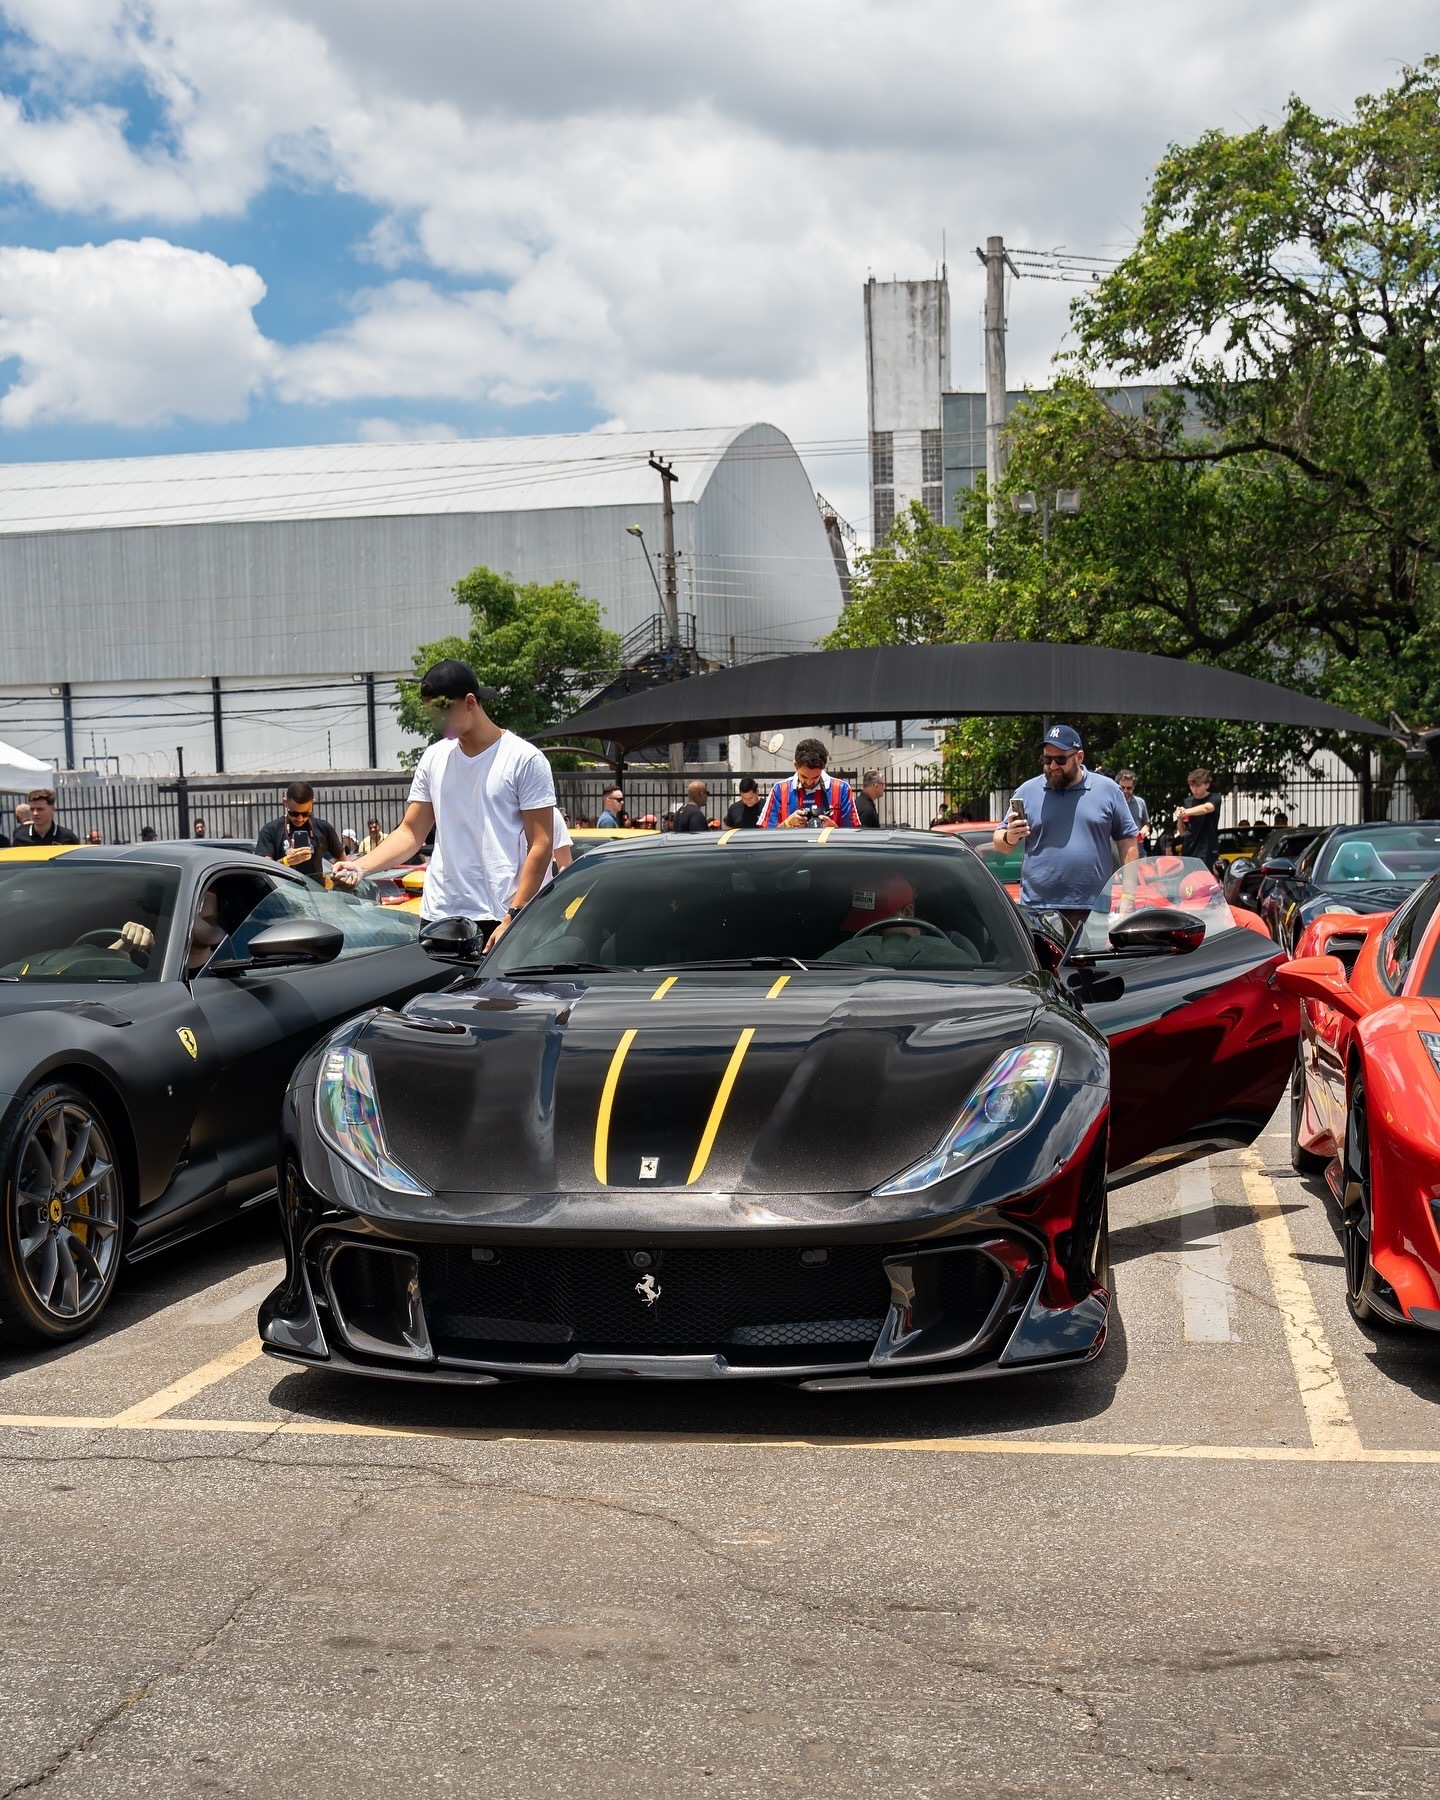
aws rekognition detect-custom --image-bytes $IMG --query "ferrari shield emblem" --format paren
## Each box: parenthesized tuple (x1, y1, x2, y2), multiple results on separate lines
(177, 1028, 198, 1059)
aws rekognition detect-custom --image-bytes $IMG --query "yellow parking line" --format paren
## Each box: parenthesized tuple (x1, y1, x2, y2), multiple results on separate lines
(1, 1410, 1438, 1462)
(765, 975, 790, 999)
(651, 976, 677, 1001)
(593, 1028, 638, 1185)
(686, 1028, 755, 1186)
(108, 1336, 265, 1425)
(1240, 1147, 1364, 1458)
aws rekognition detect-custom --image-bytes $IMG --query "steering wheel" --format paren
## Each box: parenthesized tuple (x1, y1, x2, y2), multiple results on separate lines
(72, 928, 130, 948)
(851, 915, 949, 940)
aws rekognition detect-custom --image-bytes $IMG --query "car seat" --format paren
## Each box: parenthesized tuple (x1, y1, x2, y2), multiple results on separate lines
(1329, 840, 1393, 882)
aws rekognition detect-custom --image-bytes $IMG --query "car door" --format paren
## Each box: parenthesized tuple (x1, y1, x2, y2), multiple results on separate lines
(1060, 864, 1296, 1174)
(187, 872, 449, 1196)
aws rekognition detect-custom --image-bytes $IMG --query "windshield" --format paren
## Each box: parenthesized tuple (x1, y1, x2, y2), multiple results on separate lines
(486, 841, 1034, 976)
(1314, 826, 1440, 887)
(1070, 855, 1242, 956)
(0, 860, 180, 983)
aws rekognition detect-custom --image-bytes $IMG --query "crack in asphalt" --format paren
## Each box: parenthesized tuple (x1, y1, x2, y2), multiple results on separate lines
(0, 1483, 379, 1799)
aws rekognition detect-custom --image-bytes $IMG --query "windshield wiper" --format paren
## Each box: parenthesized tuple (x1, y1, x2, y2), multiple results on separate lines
(644, 956, 810, 972)
(500, 961, 611, 977)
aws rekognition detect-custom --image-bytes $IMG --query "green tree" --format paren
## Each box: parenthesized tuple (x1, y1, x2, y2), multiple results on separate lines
(832, 63, 1440, 816)
(397, 565, 620, 765)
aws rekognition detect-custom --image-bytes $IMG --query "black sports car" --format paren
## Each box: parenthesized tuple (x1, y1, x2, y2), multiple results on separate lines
(0, 844, 449, 1346)
(1223, 828, 1320, 915)
(1258, 821, 1440, 952)
(262, 835, 1297, 1391)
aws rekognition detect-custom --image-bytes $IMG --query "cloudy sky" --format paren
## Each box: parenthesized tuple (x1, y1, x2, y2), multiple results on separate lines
(0, 0, 1433, 530)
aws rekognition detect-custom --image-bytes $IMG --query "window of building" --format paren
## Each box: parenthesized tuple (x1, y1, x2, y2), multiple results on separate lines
(921, 429, 943, 484)
(873, 489, 895, 538)
(922, 484, 943, 521)
(870, 431, 893, 486)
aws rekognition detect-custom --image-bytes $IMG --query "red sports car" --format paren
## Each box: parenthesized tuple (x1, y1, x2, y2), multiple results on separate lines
(1279, 876, 1440, 1330)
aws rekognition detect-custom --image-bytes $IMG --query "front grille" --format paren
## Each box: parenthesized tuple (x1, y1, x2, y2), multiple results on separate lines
(414, 1243, 894, 1363)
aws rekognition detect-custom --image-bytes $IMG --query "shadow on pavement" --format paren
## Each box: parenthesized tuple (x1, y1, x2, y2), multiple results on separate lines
(264, 1304, 1130, 1444)
(0, 1204, 283, 1382)
(1109, 1200, 1304, 1269)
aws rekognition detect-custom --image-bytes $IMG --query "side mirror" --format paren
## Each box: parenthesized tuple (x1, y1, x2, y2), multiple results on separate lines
(207, 918, 343, 974)
(1274, 954, 1367, 1023)
(1260, 857, 1296, 879)
(1105, 906, 1207, 956)
(1227, 858, 1256, 882)
(420, 916, 484, 963)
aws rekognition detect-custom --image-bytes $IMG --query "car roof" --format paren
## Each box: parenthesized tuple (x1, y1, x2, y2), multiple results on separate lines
(572, 827, 972, 854)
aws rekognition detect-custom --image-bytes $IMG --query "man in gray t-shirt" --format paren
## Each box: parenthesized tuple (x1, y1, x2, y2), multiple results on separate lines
(994, 724, 1139, 931)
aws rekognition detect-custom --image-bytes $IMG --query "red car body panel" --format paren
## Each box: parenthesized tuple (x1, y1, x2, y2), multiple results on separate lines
(1288, 900, 1440, 1326)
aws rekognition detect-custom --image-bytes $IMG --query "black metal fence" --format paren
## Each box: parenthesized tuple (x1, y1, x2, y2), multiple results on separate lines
(0, 767, 1401, 847)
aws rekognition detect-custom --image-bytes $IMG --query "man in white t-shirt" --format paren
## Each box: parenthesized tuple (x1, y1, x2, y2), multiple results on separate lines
(331, 660, 555, 949)
(530, 808, 573, 875)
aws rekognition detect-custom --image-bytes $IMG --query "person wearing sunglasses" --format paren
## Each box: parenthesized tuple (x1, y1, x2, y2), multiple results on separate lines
(331, 660, 554, 950)
(256, 781, 343, 885)
(994, 724, 1138, 934)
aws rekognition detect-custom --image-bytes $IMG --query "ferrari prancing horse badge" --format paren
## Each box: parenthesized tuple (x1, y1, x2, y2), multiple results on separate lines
(177, 1028, 198, 1059)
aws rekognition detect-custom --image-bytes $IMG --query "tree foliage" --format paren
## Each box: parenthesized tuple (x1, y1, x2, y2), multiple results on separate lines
(831, 61, 1440, 816)
(398, 565, 620, 765)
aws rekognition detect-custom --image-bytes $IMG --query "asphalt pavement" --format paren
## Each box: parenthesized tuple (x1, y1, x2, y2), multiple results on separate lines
(2, 1104, 1440, 1798)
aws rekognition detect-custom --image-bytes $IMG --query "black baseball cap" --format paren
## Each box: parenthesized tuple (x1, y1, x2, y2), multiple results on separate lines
(419, 659, 498, 705)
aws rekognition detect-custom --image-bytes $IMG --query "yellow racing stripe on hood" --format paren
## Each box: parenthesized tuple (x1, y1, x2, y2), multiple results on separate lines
(593, 1028, 638, 1185)
(686, 1028, 755, 1187)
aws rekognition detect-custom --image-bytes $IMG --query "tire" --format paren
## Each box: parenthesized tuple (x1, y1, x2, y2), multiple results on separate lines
(0, 1082, 126, 1347)
(1290, 1059, 1329, 1174)
(1341, 1073, 1397, 1329)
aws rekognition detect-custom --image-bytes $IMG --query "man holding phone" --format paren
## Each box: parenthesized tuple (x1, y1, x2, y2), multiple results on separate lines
(257, 781, 343, 885)
(994, 724, 1138, 933)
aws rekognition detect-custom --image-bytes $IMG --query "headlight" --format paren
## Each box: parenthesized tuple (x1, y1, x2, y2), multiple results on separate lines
(872, 1042, 1062, 1196)
(315, 1030, 430, 1195)
(1421, 1033, 1440, 1084)
(1317, 904, 1359, 917)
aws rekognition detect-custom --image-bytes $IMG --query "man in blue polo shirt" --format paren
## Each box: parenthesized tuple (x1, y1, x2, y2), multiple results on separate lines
(994, 724, 1139, 933)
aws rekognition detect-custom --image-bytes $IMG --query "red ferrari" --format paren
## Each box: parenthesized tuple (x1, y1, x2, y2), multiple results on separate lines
(1279, 875, 1440, 1330)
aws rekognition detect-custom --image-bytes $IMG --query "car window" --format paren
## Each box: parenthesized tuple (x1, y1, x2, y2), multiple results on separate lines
(956, 829, 1024, 885)
(189, 870, 278, 975)
(1315, 826, 1440, 888)
(0, 859, 180, 983)
(229, 879, 420, 960)
(1070, 855, 1241, 956)
(486, 841, 1033, 977)
(1386, 880, 1440, 994)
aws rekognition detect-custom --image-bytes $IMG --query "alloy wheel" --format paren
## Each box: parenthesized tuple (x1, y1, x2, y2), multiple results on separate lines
(11, 1097, 121, 1324)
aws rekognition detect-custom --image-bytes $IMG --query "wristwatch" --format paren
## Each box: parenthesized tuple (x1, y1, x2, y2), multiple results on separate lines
(505, 904, 523, 920)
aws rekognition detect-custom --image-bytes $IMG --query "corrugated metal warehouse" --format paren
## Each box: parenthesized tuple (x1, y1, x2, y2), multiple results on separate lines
(0, 424, 843, 776)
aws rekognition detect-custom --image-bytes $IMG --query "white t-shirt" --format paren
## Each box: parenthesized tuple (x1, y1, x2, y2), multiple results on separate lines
(408, 732, 556, 922)
(522, 807, 571, 872)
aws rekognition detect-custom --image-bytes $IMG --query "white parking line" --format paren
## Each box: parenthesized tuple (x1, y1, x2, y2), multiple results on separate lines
(1174, 1159, 1239, 1343)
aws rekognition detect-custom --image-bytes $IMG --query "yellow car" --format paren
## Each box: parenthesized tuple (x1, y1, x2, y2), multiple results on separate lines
(391, 827, 658, 912)
(0, 844, 78, 863)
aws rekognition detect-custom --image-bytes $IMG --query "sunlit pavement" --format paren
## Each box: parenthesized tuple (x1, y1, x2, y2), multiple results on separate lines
(3, 1102, 1440, 1797)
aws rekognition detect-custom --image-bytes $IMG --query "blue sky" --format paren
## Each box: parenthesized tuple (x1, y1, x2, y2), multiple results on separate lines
(0, 1, 1434, 529)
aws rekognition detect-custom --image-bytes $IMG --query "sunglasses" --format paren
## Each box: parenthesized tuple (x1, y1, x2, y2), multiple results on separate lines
(1041, 752, 1078, 765)
(285, 808, 312, 821)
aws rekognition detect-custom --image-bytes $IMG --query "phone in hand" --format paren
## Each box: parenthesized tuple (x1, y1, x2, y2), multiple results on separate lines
(1011, 797, 1026, 822)
(291, 826, 312, 851)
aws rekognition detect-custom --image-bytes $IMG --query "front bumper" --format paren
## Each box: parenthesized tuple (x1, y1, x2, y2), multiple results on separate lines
(259, 1106, 1111, 1391)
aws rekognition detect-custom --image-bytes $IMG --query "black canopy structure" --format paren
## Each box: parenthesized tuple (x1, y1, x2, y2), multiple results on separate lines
(540, 641, 1393, 755)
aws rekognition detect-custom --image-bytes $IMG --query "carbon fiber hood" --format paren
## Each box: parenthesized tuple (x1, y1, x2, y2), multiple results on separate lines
(362, 969, 1046, 1197)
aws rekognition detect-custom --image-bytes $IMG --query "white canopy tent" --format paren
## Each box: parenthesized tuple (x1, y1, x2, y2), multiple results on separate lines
(0, 737, 54, 793)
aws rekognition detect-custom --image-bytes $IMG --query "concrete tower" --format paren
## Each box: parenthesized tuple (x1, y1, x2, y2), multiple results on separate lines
(863, 273, 951, 542)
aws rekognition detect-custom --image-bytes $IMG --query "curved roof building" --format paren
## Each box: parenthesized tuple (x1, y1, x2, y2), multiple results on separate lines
(0, 424, 841, 775)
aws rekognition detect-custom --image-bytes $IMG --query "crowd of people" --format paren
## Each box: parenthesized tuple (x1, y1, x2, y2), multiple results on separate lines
(0, 669, 1297, 939)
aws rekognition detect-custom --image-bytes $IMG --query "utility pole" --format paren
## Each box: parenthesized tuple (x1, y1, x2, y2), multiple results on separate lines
(648, 453, 679, 649)
(976, 236, 1015, 534)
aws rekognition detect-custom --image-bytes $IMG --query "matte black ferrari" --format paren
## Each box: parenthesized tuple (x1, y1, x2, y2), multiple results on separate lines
(263, 834, 1297, 1391)
(0, 844, 448, 1345)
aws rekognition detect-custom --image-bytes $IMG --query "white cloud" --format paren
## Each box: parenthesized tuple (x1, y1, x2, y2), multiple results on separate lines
(0, 0, 1436, 523)
(0, 237, 271, 426)
(353, 416, 460, 442)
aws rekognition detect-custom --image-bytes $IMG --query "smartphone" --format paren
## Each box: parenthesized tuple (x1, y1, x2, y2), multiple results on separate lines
(1011, 797, 1026, 822)
(291, 826, 312, 851)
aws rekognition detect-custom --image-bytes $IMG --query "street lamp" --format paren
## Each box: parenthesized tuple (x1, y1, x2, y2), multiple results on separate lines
(625, 523, 667, 612)
(1009, 487, 1082, 556)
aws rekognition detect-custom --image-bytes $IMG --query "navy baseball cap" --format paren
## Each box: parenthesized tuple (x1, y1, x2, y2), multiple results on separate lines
(1042, 723, 1084, 751)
